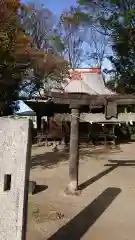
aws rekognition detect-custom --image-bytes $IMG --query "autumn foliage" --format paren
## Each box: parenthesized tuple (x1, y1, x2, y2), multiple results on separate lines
(0, 0, 39, 113)
(0, 0, 68, 115)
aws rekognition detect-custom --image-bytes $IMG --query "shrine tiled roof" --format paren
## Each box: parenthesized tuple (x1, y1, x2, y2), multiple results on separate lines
(63, 68, 115, 95)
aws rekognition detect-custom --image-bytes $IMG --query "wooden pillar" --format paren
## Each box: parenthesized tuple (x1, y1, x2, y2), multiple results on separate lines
(104, 124, 107, 146)
(37, 115, 41, 133)
(113, 124, 116, 146)
(67, 105, 80, 194)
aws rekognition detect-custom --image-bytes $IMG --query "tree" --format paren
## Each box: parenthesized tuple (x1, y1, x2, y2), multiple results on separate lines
(21, 2, 55, 50)
(58, 6, 86, 69)
(85, 28, 109, 68)
(61, 3, 110, 70)
(77, 0, 135, 93)
(20, 2, 68, 94)
(0, 0, 46, 115)
(106, 0, 135, 93)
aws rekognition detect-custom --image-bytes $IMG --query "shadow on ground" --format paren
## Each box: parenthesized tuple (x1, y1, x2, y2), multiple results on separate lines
(32, 151, 68, 169)
(48, 188, 121, 240)
(34, 185, 48, 194)
(105, 160, 135, 167)
(31, 145, 119, 169)
(79, 160, 135, 190)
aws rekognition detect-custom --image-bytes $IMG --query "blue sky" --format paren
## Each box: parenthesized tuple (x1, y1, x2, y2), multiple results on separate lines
(22, 0, 113, 71)
(16, 100, 34, 113)
(22, 0, 77, 14)
(44, 0, 77, 14)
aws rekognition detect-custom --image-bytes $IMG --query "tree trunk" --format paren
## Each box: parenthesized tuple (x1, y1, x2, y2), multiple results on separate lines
(67, 107, 80, 194)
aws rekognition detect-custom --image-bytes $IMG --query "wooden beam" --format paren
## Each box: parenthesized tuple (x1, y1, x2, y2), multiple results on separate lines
(45, 92, 135, 101)
(54, 113, 135, 123)
(117, 99, 135, 105)
(84, 113, 135, 123)
(24, 94, 135, 106)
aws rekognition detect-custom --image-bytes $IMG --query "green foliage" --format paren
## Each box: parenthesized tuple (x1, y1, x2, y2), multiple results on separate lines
(103, 0, 135, 93)
(77, 0, 135, 93)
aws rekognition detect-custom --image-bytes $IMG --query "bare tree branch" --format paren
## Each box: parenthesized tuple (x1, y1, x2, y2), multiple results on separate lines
(84, 28, 109, 68)
(57, 6, 86, 69)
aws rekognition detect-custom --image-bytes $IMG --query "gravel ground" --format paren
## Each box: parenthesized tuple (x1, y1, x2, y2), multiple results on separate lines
(27, 143, 135, 240)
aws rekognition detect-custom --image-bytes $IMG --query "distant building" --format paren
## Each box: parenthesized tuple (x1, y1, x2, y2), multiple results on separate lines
(52, 68, 115, 95)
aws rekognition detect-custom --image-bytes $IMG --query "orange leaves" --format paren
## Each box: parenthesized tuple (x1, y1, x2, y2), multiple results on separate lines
(0, 0, 20, 23)
(0, 0, 37, 65)
(0, 0, 68, 96)
(0, 0, 34, 77)
(31, 49, 68, 80)
(42, 52, 68, 74)
(6, 0, 20, 9)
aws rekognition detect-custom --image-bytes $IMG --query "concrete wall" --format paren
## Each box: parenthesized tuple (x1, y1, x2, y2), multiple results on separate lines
(0, 118, 31, 240)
